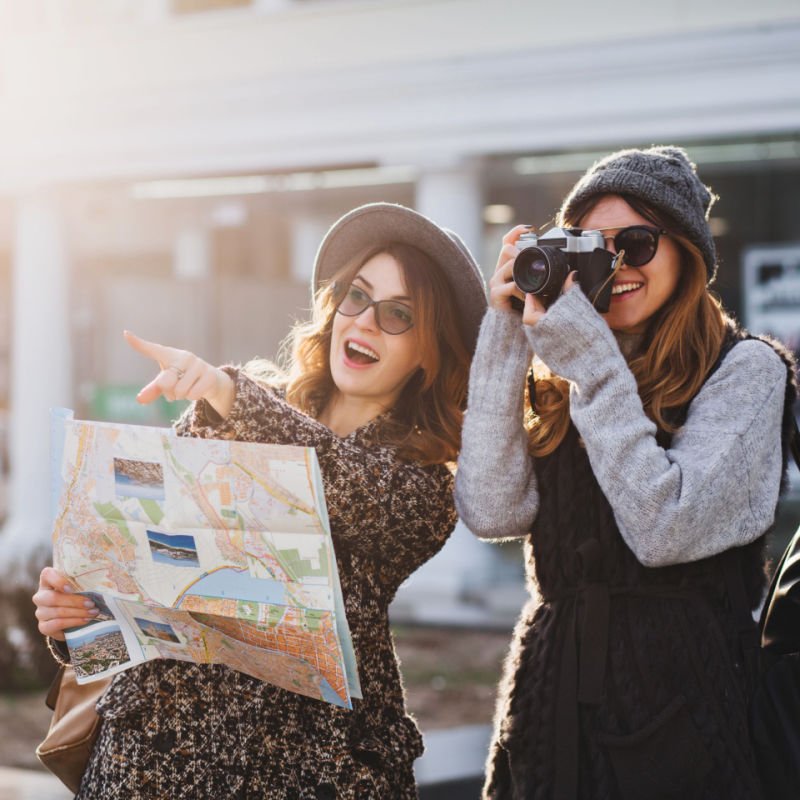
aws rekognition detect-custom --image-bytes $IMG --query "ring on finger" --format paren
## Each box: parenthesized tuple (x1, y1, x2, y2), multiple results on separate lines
(167, 365, 186, 379)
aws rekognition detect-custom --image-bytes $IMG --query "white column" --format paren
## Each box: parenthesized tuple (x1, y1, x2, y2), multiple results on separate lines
(414, 158, 484, 264)
(393, 160, 526, 626)
(290, 213, 331, 285)
(1, 193, 72, 564)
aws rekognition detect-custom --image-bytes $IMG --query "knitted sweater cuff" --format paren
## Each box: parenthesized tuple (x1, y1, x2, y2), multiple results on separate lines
(182, 365, 244, 436)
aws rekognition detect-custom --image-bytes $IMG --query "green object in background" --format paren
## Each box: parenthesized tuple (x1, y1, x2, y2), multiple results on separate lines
(90, 385, 188, 426)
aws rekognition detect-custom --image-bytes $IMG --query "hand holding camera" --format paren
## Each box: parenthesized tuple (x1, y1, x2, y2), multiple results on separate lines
(512, 227, 622, 313)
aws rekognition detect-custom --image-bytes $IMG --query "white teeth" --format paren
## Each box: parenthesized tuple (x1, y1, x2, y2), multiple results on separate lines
(612, 282, 643, 296)
(347, 341, 379, 361)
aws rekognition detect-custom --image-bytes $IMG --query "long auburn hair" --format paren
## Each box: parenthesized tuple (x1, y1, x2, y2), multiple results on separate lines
(245, 243, 471, 465)
(527, 193, 729, 457)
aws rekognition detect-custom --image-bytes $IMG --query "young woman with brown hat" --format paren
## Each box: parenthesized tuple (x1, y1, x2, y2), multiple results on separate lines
(455, 146, 798, 799)
(33, 202, 487, 799)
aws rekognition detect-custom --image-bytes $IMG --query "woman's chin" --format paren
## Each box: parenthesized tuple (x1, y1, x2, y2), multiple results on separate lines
(606, 311, 648, 335)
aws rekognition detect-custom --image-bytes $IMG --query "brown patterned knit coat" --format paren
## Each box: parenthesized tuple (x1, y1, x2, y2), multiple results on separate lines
(75, 370, 457, 800)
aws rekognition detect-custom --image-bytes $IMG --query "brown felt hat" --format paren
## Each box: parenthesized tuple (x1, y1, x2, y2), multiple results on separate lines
(312, 203, 487, 354)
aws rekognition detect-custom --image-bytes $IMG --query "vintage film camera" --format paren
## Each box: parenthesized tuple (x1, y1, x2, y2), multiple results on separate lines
(512, 227, 619, 312)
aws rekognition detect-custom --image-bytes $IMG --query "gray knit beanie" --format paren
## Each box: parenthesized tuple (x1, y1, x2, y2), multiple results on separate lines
(559, 145, 719, 281)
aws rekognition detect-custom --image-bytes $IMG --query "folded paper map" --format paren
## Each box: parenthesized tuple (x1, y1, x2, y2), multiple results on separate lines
(51, 409, 361, 709)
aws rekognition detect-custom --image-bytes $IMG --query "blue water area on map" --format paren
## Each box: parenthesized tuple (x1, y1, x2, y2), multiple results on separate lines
(319, 678, 347, 708)
(182, 567, 288, 605)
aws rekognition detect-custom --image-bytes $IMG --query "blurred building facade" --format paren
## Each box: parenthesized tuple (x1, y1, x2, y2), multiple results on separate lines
(0, 0, 799, 617)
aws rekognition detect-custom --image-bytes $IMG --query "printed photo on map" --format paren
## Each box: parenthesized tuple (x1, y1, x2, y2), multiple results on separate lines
(66, 622, 132, 679)
(147, 531, 200, 568)
(114, 457, 165, 501)
(134, 617, 182, 643)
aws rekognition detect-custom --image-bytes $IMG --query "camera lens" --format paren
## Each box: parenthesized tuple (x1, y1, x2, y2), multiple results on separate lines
(513, 247, 569, 297)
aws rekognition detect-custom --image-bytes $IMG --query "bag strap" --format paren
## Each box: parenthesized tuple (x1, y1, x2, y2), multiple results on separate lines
(45, 665, 66, 712)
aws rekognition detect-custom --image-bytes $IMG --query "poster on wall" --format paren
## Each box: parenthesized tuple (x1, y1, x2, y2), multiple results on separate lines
(742, 243, 800, 493)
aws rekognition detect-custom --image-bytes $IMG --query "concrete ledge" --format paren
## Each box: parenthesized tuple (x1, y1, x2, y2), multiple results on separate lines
(0, 767, 71, 800)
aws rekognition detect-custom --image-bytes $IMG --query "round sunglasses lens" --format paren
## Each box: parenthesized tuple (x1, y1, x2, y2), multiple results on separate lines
(377, 302, 413, 334)
(338, 288, 369, 316)
(617, 228, 657, 267)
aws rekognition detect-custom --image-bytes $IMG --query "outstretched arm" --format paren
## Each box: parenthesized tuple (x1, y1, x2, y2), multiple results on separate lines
(126, 330, 457, 571)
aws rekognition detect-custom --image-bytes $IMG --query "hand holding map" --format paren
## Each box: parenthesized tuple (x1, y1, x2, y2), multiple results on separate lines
(34, 566, 100, 638)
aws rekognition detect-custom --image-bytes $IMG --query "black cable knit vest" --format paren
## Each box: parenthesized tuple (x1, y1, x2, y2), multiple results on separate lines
(485, 327, 798, 800)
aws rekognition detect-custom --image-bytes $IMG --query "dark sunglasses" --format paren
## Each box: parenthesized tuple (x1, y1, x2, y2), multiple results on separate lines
(589, 225, 668, 267)
(335, 284, 414, 335)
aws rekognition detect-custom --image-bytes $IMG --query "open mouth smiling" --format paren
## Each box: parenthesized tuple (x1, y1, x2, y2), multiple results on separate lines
(345, 339, 380, 364)
(611, 281, 644, 297)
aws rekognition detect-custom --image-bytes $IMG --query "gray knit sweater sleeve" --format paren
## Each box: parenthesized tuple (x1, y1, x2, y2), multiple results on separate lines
(454, 308, 539, 539)
(525, 286, 786, 567)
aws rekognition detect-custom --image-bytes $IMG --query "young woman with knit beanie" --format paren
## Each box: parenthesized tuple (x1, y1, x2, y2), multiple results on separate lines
(455, 146, 798, 800)
(33, 203, 487, 799)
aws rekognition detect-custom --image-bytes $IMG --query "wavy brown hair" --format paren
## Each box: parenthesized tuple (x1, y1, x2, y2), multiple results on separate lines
(245, 243, 471, 465)
(527, 193, 729, 457)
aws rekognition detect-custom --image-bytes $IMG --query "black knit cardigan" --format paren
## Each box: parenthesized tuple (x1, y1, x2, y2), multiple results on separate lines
(484, 329, 799, 800)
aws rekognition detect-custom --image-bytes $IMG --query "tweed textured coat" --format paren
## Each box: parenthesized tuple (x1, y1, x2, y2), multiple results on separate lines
(75, 371, 458, 800)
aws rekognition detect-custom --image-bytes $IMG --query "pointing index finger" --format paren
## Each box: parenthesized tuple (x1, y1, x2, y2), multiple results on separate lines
(124, 330, 175, 368)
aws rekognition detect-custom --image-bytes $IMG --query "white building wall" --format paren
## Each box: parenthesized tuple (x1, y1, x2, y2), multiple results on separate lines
(1, 1, 800, 188)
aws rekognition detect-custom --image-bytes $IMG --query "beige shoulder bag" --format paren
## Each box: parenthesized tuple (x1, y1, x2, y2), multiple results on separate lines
(36, 665, 111, 794)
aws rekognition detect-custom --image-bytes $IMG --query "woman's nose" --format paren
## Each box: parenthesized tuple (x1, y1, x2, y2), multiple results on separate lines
(354, 304, 379, 331)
